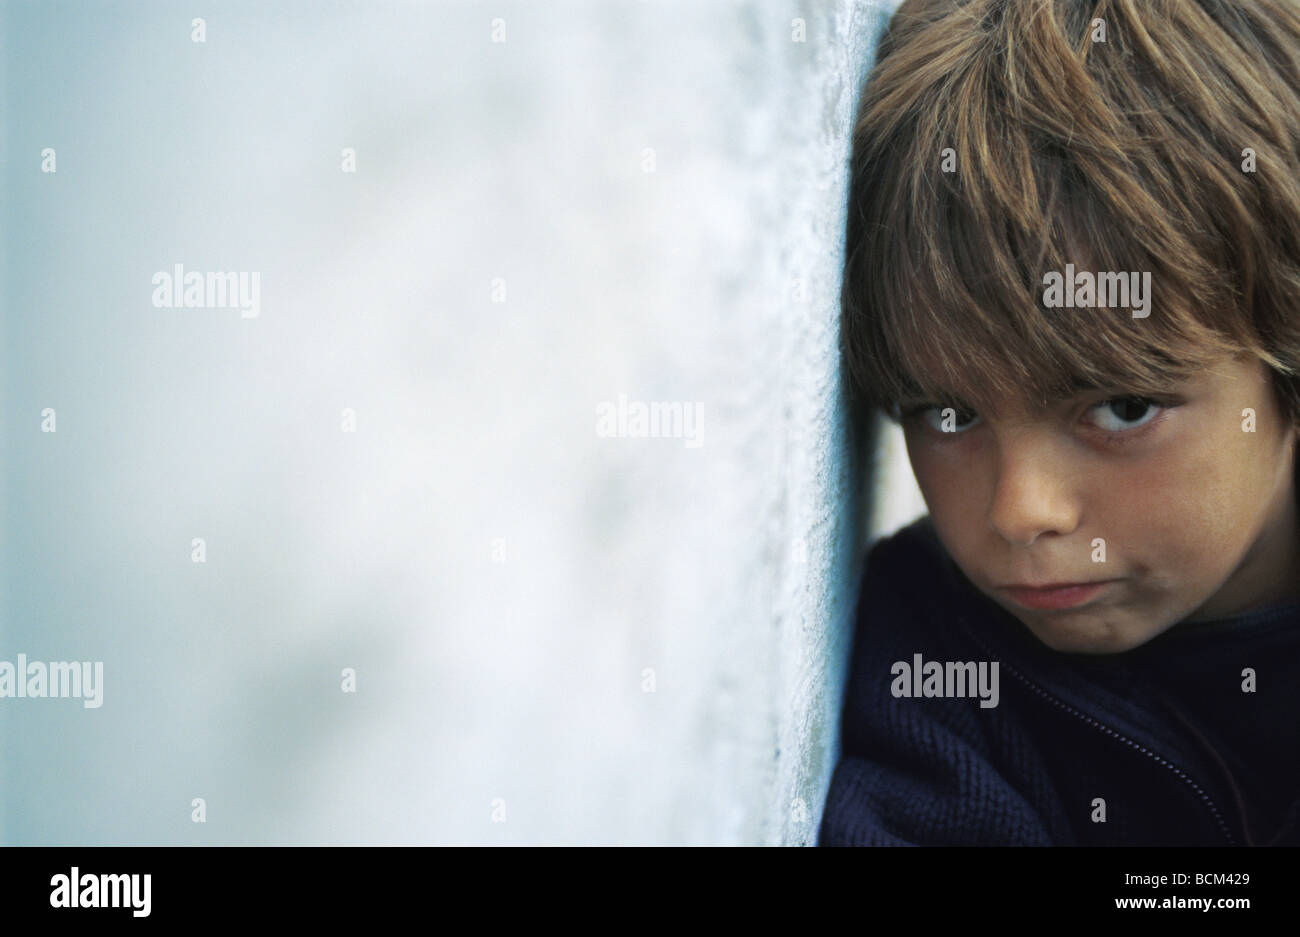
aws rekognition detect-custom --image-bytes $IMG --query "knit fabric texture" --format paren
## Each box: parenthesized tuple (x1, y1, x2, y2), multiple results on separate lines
(819, 516, 1300, 846)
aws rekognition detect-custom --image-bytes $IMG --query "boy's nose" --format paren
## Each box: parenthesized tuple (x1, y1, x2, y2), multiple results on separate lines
(986, 433, 1082, 548)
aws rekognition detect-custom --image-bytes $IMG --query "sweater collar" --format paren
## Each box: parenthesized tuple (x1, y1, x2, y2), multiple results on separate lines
(912, 516, 1268, 777)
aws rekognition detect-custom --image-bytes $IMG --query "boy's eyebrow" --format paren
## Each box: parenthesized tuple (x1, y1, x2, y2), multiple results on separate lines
(892, 373, 1186, 412)
(891, 378, 1126, 414)
(895, 381, 1097, 404)
(1062, 373, 1194, 396)
(1058, 377, 1105, 398)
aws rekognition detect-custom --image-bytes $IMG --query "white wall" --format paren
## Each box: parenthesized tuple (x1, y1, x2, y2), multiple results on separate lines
(1, 0, 903, 845)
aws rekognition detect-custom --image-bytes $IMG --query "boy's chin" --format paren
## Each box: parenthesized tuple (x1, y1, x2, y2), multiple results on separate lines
(1010, 609, 1171, 656)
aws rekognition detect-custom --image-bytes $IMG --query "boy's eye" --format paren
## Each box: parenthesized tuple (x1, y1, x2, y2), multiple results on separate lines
(910, 404, 982, 434)
(1086, 396, 1162, 432)
(900, 395, 1167, 436)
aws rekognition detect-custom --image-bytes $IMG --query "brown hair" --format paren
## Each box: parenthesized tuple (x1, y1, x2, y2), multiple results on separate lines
(841, 0, 1300, 424)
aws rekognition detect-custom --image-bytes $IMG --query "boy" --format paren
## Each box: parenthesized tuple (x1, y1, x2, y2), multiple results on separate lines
(821, 0, 1300, 845)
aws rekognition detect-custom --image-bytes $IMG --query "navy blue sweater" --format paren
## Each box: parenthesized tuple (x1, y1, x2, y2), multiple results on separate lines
(818, 516, 1300, 846)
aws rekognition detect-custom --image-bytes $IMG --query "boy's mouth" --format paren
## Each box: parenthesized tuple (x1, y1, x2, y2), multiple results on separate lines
(996, 580, 1119, 611)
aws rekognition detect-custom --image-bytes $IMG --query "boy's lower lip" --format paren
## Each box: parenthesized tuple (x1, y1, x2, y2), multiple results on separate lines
(998, 581, 1116, 610)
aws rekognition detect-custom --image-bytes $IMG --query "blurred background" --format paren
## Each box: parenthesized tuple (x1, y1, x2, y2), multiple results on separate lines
(0, 0, 922, 845)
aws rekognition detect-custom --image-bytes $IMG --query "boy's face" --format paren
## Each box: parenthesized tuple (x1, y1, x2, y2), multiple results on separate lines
(901, 352, 1300, 654)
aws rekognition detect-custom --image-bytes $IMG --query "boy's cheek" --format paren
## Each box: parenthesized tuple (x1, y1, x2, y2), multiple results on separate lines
(905, 425, 1252, 569)
(904, 440, 983, 521)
